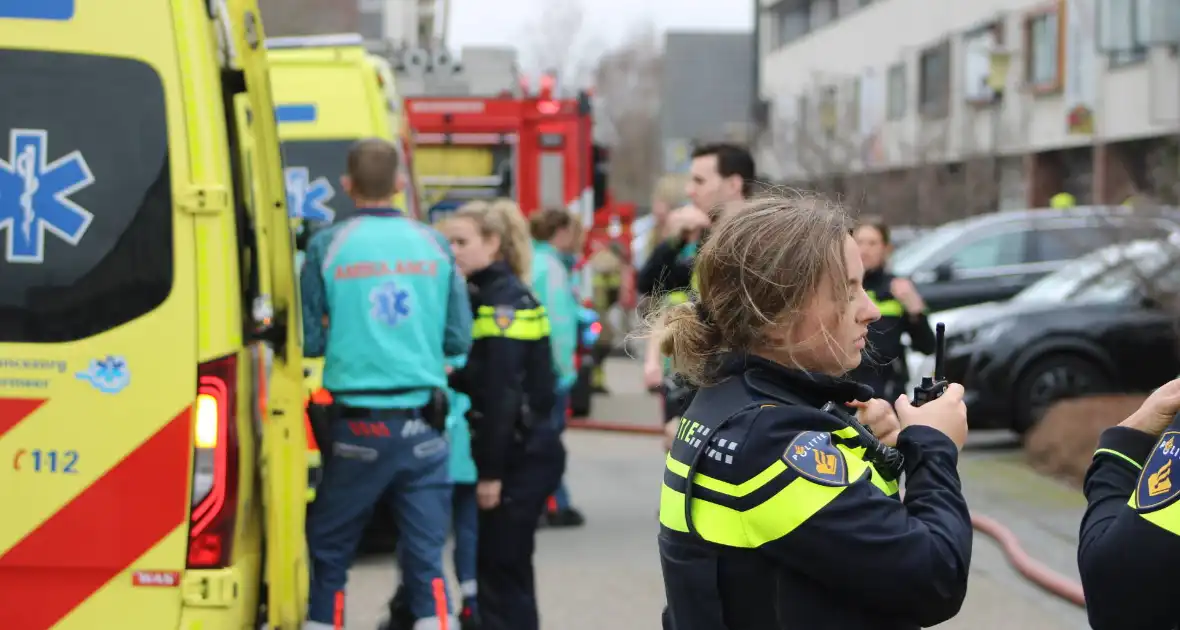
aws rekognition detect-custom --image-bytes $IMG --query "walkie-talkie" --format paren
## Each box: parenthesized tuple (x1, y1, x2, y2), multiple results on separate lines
(912, 323, 949, 407)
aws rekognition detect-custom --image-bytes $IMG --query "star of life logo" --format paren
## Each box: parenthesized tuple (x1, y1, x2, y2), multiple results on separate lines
(0, 129, 95, 264)
(284, 166, 335, 223)
(370, 281, 412, 326)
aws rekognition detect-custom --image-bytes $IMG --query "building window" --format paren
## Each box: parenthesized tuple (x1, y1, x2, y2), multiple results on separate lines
(963, 23, 1002, 104)
(1026, 9, 1062, 92)
(796, 93, 811, 139)
(775, 0, 812, 47)
(848, 77, 861, 130)
(886, 63, 906, 121)
(1099, 0, 1148, 66)
(812, 0, 836, 29)
(918, 42, 950, 118)
(819, 85, 838, 137)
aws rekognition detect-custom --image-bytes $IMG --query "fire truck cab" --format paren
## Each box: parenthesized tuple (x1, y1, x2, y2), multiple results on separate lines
(406, 76, 597, 225)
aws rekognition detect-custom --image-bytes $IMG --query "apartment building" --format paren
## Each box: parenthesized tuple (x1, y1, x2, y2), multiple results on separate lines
(755, 0, 1180, 213)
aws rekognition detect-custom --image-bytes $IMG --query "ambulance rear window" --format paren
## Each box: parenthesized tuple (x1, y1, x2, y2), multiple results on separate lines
(281, 139, 358, 248)
(0, 50, 171, 343)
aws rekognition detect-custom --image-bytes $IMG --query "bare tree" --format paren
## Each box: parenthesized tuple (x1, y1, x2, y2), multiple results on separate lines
(768, 80, 1013, 225)
(257, 0, 359, 37)
(593, 24, 663, 204)
(519, 0, 603, 92)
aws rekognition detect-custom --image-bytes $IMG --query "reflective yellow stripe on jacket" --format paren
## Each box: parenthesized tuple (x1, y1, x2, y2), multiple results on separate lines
(867, 290, 904, 318)
(1128, 487, 1180, 535)
(659, 425, 899, 548)
(472, 305, 550, 341)
(666, 269, 700, 306)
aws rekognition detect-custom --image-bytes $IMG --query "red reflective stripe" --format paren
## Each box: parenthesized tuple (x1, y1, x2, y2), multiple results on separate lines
(0, 407, 191, 630)
(0, 398, 47, 440)
(310, 389, 333, 405)
(304, 412, 320, 451)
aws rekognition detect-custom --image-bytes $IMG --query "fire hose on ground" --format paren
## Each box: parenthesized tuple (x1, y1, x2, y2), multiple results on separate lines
(565, 417, 1088, 609)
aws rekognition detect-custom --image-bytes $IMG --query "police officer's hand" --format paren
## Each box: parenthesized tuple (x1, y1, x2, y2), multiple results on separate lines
(667, 205, 710, 241)
(477, 479, 502, 510)
(894, 383, 968, 450)
(1121, 377, 1180, 437)
(890, 277, 926, 315)
(850, 399, 902, 447)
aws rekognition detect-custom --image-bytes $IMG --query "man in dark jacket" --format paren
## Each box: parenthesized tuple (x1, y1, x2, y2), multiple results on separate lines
(639, 143, 755, 433)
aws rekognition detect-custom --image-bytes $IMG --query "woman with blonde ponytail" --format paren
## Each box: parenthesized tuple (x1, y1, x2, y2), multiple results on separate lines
(438, 198, 566, 630)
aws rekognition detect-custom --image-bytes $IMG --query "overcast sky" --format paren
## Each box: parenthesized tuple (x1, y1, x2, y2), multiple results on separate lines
(448, 0, 754, 51)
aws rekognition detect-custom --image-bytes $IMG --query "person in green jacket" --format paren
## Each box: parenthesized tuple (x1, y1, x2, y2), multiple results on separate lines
(529, 207, 585, 527)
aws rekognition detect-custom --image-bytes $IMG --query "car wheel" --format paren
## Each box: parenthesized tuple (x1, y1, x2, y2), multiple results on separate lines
(1013, 354, 1110, 434)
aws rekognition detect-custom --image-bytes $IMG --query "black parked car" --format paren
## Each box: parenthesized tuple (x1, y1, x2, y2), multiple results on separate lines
(889, 206, 1180, 312)
(912, 239, 1180, 433)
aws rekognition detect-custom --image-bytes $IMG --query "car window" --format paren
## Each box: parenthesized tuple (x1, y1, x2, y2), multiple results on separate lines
(0, 49, 172, 343)
(1032, 222, 1174, 263)
(1031, 226, 1111, 262)
(946, 230, 1026, 270)
(281, 139, 365, 250)
(890, 222, 969, 275)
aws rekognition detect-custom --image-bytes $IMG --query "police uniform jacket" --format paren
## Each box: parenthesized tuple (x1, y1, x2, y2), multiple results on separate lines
(1078, 422, 1180, 630)
(847, 267, 936, 399)
(451, 260, 556, 481)
(659, 354, 972, 630)
(638, 235, 697, 302)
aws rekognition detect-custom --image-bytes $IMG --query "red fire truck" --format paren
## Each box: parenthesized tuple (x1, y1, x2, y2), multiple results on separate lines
(408, 80, 638, 418)
(406, 75, 598, 224)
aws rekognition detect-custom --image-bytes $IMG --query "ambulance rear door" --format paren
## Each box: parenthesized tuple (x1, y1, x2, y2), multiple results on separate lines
(0, 2, 200, 628)
(224, 1, 311, 626)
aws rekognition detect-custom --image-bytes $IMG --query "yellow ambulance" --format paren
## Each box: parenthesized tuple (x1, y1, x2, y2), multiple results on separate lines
(0, 1, 311, 628)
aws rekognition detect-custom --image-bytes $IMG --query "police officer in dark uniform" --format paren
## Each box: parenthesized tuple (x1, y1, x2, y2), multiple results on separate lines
(1077, 378, 1180, 630)
(656, 197, 973, 630)
(848, 218, 936, 400)
(442, 200, 564, 630)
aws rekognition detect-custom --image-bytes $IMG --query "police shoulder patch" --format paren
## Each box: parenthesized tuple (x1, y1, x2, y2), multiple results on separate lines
(493, 305, 516, 331)
(1136, 431, 1180, 512)
(783, 431, 849, 487)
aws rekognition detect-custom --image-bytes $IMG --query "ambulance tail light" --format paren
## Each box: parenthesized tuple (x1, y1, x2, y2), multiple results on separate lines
(188, 354, 241, 569)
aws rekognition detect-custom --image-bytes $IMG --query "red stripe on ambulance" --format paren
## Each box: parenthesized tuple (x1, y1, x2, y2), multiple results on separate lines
(0, 398, 47, 440)
(0, 407, 191, 630)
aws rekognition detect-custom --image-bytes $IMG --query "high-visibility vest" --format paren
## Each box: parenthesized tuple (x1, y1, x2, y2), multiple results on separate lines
(666, 269, 699, 306)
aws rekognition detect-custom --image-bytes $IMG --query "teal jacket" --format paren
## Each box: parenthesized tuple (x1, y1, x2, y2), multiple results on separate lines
(444, 355, 477, 484)
(301, 210, 473, 409)
(531, 240, 579, 390)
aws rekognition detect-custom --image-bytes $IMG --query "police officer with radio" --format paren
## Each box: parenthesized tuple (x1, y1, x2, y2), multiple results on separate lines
(656, 197, 972, 630)
(848, 218, 936, 400)
(302, 138, 472, 630)
(1077, 378, 1180, 630)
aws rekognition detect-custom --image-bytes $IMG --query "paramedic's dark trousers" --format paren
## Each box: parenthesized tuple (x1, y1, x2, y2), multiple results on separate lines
(478, 424, 566, 630)
(306, 407, 453, 627)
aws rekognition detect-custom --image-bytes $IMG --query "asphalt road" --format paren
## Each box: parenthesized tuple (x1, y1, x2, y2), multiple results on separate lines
(342, 358, 1092, 629)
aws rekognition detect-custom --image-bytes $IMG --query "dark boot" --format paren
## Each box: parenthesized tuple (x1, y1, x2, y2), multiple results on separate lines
(377, 586, 414, 630)
(458, 596, 482, 630)
(545, 506, 586, 528)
